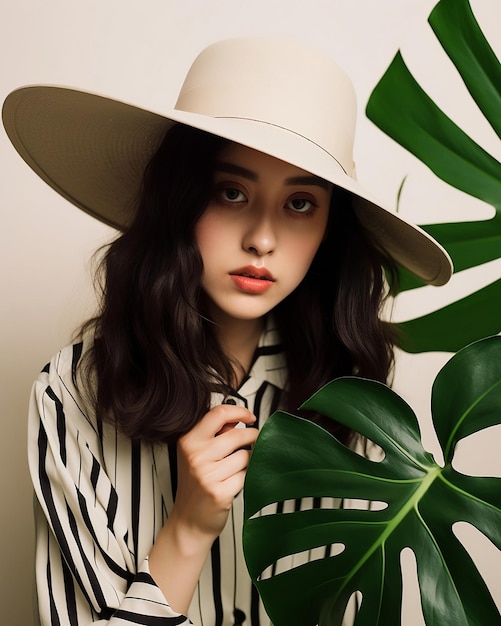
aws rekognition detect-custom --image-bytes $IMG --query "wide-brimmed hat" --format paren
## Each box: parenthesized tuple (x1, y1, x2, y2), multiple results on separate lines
(2, 37, 452, 285)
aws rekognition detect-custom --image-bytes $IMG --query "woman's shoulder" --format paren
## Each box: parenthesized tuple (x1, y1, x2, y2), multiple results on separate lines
(31, 337, 99, 435)
(36, 337, 90, 392)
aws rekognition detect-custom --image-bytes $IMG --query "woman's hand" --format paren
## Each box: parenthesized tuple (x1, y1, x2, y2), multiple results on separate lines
(148, 404, 258, 614)
(174, 403, 258, 538)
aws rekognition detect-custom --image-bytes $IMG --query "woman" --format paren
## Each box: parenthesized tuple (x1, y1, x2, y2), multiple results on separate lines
(3, 37, 452, 625)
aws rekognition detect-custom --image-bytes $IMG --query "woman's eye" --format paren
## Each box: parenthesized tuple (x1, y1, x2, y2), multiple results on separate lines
(287, 198, 315, 213)
(221, 188, 246, 203)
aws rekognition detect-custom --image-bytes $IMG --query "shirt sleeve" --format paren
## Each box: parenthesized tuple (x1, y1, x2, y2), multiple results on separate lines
(28, 349, 192, 626)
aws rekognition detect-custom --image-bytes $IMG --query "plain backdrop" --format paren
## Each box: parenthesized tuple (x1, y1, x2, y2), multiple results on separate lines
(1, 0, 500, 624)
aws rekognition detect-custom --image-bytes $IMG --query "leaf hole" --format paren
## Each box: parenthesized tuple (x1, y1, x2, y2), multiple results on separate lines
(249, 496, 388, 519)
(258, 543, 345, 581)
(343, 499, 388, 511)
(400, 547, 426, 625)
(357, 438, 386, 462)
(249, 496, 340, 519)
(453, 522, 501, 612)
(451, 425, 501, 478)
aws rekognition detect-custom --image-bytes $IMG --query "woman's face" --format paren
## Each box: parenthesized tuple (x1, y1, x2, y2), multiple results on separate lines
(195, 142, 332, 327)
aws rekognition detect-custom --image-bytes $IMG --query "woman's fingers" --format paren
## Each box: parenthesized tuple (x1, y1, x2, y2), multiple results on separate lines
(179, 404, 257, 460)
(173, 404, 259, 537)
(194, 403, 256, 439)
(179, 423, 258, 482)
(198, 447, 253, 487)
(212, 424, 258, 459)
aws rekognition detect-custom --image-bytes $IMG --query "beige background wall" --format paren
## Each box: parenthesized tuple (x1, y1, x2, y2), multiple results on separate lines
(1, 0, 500, 623)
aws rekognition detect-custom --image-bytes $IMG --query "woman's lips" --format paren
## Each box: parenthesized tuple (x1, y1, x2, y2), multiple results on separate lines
(229, 266, 275, 294)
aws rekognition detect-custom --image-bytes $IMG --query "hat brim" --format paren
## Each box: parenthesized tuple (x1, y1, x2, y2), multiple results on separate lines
(2, 85, 452, 285)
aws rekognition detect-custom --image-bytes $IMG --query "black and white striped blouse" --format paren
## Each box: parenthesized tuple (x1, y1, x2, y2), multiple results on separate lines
(29, 322, 298, 625)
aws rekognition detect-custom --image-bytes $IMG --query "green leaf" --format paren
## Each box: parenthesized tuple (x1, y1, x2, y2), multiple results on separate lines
(431, 335, 501, 462)
(243, 336, 501, 625)
(366, 50, 501, 217)
(365, 0, 501, 352)
(429, 0, 501, 138)
(397, 278, 501, 353)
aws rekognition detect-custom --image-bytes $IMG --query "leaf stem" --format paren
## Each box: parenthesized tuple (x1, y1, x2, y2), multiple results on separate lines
(336, 466, 441, 600)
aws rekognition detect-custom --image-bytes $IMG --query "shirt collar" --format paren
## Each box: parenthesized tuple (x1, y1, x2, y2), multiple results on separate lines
(209, 316, 287, 409)
(238, 316, 287, 396)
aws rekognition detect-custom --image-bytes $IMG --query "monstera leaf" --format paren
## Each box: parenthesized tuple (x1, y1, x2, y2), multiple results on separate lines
(366, 0, 501, 353)
(243, 336, 501, 625)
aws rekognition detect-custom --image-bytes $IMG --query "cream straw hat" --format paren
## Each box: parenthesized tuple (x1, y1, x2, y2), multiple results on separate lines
(2, 37, 452, 285)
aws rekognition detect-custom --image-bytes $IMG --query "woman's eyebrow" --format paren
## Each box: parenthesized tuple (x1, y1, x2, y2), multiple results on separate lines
(285, 175, 331, 191)
(214, 162, 258, 181)
(214, 162, 330, 191)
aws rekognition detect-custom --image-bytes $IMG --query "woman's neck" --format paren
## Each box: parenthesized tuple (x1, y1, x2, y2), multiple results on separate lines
(213, 316, 265, 386)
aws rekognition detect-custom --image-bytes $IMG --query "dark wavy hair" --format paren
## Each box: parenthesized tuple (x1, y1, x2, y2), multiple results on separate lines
(78, 123, 399, 445)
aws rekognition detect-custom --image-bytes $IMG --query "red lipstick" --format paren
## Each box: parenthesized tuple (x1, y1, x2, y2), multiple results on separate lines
(229, 266, 275, 294)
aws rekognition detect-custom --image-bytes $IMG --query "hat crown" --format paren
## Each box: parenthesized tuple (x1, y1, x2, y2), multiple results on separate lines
(174, 38, 357, 174)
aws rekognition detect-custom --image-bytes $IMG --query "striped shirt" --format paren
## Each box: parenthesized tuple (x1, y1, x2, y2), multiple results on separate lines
(29, 322, 294, 625)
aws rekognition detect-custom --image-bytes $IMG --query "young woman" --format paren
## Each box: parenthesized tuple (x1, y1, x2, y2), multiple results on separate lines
(3, 38, 452, 625)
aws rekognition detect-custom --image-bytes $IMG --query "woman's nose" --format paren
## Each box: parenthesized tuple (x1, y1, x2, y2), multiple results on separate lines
(242, 213, 276, 256)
